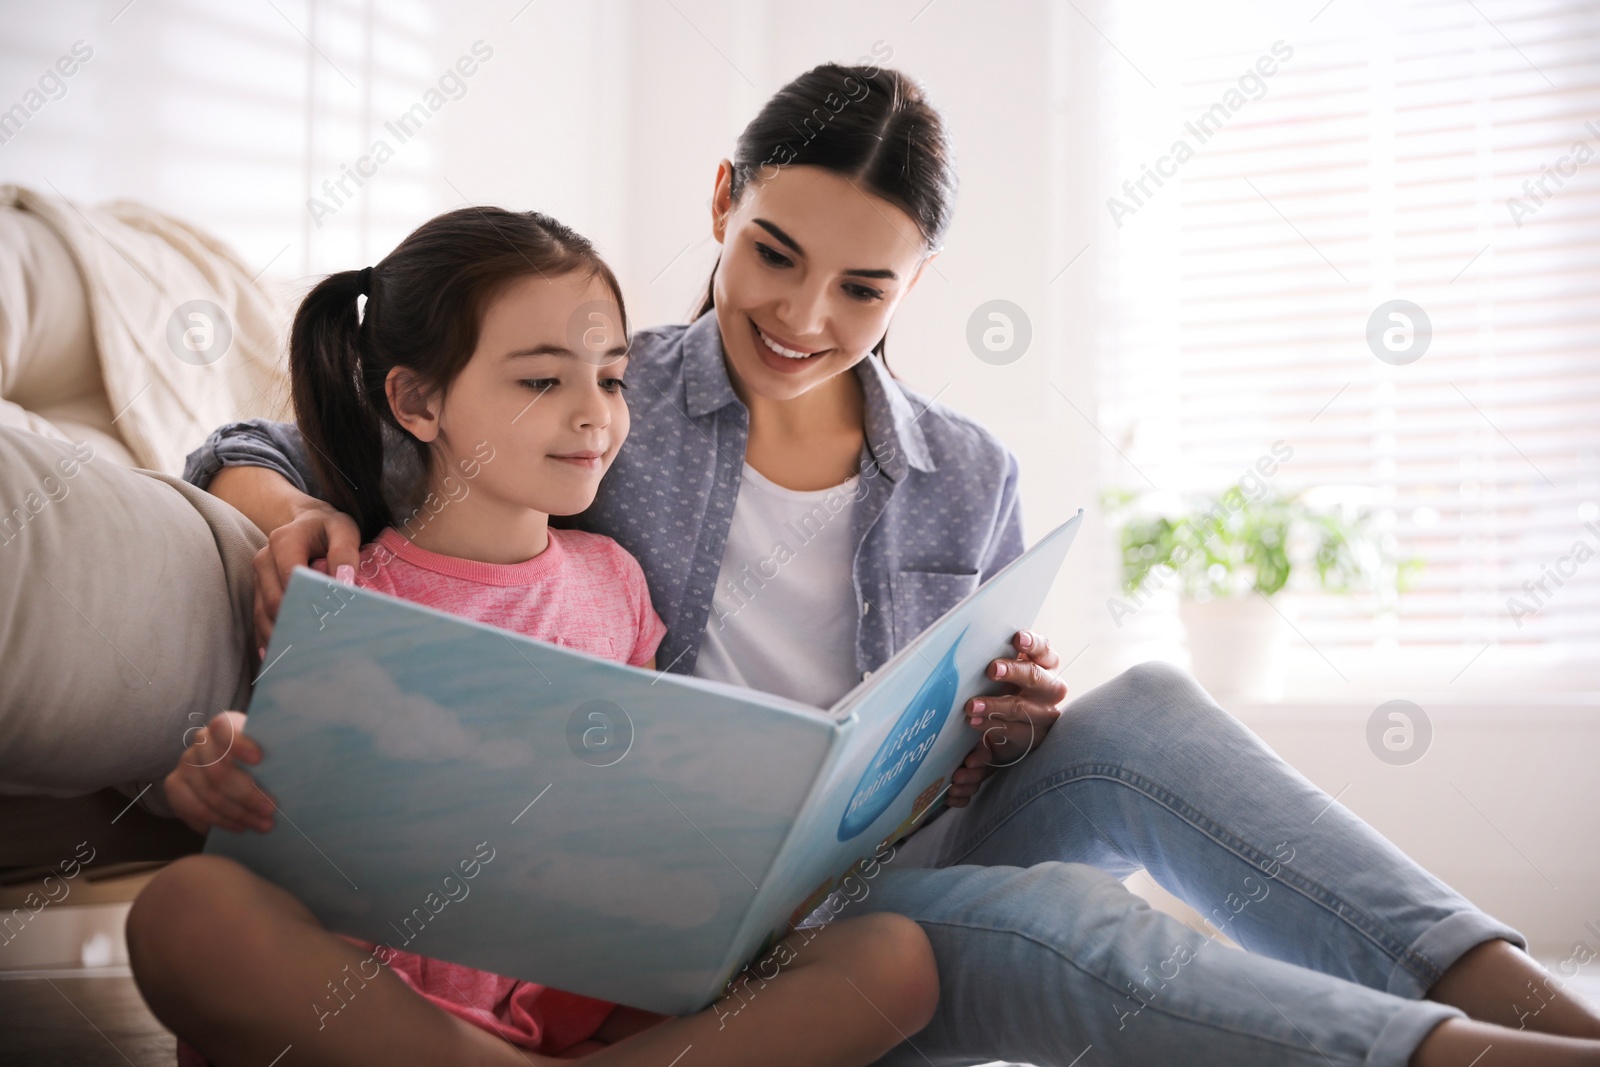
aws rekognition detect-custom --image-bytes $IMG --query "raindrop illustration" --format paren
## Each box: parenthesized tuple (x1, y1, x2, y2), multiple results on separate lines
(838, 631, 964, 841)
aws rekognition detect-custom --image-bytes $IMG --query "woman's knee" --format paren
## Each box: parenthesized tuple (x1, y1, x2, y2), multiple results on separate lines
(1052, 660, 1221, 750)
(1100, 660, 1214, 713)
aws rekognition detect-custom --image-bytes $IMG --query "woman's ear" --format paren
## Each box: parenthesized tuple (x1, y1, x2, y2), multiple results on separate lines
(711, 159, 736, 244)
(905, 249, 941, 296)
(386, 366, 442, 443)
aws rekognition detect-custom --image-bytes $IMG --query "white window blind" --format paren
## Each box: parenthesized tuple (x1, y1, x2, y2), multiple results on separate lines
(4, 0, 439, 279)
(1099, 0, 1600, 690)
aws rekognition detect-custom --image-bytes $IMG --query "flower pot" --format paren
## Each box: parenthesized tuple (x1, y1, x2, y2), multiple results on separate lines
(1179, 596, 1289, 703)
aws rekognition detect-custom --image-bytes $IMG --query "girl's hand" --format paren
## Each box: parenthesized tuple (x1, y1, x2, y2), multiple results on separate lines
(164, 711, 275, 835)
(947, 630, 1069, 807)
(252, 499, 363, 646)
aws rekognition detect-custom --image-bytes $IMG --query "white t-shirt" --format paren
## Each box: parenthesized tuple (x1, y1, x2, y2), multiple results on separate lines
(693, 462, 863, 708)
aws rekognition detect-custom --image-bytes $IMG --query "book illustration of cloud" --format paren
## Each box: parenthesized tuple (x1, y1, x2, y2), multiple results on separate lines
(270, 656, 537, 769)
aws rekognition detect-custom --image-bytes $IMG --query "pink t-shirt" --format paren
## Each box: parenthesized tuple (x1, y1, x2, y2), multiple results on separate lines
(345, 526, 666, 669)
(178, 526, 667, 1066)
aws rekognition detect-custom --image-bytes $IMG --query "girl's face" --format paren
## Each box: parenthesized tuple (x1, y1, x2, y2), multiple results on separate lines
(389, 272, 631, 517)
(710, 163, 936, 403)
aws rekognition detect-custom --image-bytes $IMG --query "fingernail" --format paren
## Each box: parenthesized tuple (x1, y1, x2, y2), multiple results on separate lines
(258, 646, 267, 660)
(969, 716, 981, 726)
(335, 564, 356, 585)
(972, 700, 985, 714)
(994, 662, 1008, 678)
(1018, 631, 1034, 649)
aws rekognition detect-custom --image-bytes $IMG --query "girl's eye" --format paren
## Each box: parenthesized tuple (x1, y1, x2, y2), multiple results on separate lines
(754, 242, 791, 268)
(843, 283, 884, 303)
(602, 378, 629, 394)
(520, 378, 558, 392)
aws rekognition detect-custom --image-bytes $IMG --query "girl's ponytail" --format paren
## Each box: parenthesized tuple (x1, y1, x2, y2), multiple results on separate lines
(285, 207, 628, 545)
(290, 268, 391, 543)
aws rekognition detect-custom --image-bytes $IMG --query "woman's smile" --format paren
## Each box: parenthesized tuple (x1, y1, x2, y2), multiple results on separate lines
(750, 317, 829, 374)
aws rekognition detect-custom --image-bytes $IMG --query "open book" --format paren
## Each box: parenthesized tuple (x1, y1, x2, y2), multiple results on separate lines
(207, 510, 1082, 1015)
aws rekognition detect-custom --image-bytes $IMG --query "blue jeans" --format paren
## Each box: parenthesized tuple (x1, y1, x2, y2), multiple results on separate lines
(841, 662, 1524, 1066)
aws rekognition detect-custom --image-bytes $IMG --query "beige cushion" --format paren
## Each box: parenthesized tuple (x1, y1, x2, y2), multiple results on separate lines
(0, 425, 262, 812)
(0, 187, 294, 475)
(0, 207, 136, 466)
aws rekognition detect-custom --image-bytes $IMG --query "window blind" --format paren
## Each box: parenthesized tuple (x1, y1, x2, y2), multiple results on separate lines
(1098, 0, 1600, 686)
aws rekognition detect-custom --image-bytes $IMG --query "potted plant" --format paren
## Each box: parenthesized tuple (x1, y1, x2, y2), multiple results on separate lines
(1102, 486, 1416, 700)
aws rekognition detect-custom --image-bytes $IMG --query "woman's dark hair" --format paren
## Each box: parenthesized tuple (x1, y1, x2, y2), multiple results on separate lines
(291, 206, 627, 543)
(696, 63, 957, 369)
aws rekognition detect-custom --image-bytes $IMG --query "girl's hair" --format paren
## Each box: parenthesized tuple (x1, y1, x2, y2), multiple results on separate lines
(696, 63, 957, 370)
(291, 206, 627, 543)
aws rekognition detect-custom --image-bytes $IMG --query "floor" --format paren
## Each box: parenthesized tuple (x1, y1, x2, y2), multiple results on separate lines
(6, 970, 1600, 1067)
(0, 971, 175, 1067)
(0, 865, 173, 1067)
(3, 868, 1599, 1067)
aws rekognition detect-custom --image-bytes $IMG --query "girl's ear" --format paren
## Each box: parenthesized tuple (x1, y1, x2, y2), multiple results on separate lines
(711, 159, 736, 244)
(386, 366, 442, 443)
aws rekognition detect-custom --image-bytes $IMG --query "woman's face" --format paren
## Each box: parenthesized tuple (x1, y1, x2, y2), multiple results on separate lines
(710, 163, 936, 402)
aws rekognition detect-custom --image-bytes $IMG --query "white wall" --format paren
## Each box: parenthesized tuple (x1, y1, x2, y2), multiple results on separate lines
(0, 0, 1118, 668)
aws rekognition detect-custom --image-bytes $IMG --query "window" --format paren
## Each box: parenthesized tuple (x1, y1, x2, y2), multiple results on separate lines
(1096, 0, 1600, 693)
(7, 0, 438, 278)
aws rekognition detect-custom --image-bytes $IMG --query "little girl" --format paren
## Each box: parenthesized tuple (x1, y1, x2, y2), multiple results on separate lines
(128, 207, 938, 1067)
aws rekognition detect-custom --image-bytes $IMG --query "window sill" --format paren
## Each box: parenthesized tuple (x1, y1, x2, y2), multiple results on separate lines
(1225, 693, 1600, 723)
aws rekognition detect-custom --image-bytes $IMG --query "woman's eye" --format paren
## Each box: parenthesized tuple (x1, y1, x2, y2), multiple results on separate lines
(843, 283, 884, 303)
(754, 242, 791, 268)
(602, 378, 629, 393)
(520, 378, 558, 392)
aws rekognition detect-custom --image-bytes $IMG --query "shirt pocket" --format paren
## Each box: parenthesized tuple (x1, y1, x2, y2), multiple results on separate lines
(889, 568, 981, 650)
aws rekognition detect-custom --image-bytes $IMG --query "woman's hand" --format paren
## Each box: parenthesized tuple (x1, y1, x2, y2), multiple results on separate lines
(252, 498, 363, 646)
(164, 711, 275, 835)
(946, 630, 1069, 807)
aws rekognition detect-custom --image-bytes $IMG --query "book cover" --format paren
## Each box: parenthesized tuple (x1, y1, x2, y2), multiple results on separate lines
(207, 510, 1082, 1014)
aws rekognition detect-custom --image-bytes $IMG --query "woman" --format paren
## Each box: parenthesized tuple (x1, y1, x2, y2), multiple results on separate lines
(179, 64, 1600, 1066)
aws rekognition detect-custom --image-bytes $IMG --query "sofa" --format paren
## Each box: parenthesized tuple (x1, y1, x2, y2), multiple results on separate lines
(0, 188, 290, 870)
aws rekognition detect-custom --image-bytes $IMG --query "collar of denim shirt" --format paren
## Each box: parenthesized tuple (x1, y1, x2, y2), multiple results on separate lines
(676, 311, 937, 481)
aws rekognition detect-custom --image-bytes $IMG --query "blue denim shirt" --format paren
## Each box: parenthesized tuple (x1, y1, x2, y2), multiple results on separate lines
(184, 312, 1025, 681)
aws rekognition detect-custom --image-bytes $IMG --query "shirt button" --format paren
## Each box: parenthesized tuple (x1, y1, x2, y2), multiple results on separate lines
(863, 670, 874, 681)
(860, 601, 869, 616)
